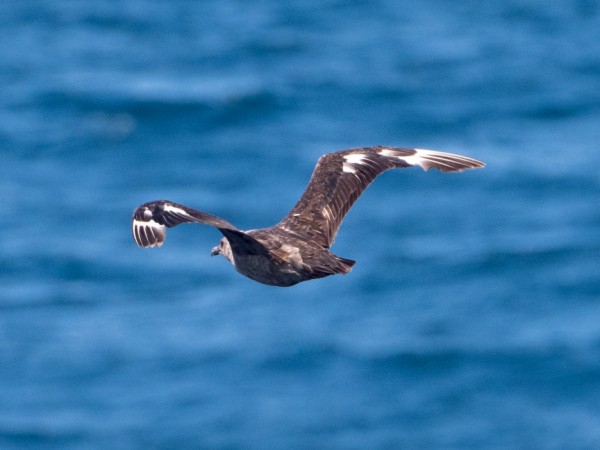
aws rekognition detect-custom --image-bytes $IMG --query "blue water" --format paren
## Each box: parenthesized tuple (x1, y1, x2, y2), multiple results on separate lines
(2, 1, 600, 448)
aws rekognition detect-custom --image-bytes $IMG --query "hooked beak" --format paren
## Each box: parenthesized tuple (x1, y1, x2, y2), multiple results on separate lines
(211, 246, 220, 256)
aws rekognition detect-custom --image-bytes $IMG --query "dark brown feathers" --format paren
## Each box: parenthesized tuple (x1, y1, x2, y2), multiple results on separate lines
(131, 146, 484, 286)
(276, 146, 485, 248)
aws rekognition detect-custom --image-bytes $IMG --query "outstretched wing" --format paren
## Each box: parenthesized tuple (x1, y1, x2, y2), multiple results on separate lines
(132, 200, 269, 256)
(277, 146, 485, 248)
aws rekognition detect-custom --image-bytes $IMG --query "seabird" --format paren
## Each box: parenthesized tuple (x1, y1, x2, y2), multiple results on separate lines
(132, 146, 484, 286)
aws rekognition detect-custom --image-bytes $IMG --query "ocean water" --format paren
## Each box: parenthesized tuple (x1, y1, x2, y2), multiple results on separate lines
(1, 0, 600, 448)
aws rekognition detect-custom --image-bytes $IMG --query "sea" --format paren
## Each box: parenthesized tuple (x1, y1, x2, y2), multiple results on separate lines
(1, 1, 600, 448)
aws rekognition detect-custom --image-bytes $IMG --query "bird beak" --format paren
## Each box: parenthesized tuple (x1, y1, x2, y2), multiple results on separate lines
(211, 246, 220, 256)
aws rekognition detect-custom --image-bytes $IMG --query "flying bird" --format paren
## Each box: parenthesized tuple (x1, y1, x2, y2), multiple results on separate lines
(132, 146, 484, 286)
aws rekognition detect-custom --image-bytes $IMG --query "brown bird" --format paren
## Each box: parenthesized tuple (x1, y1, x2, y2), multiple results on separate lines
(132, 146, 484, 286)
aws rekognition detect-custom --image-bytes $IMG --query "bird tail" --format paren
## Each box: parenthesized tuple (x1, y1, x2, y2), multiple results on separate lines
(334, 256, 356, 274)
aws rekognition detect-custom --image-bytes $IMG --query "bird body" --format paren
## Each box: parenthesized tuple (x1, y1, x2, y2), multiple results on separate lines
(213, 227, 355, 287)
(132, 146, 484, 286)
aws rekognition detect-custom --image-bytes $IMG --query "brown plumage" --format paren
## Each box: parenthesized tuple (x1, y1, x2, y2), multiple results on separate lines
(132, 146, 485, 286)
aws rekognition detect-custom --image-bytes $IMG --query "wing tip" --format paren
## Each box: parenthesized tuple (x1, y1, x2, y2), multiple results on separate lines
(412, 148, 486, 173)
(132, 216, 167, 248)
(371, 146, 485, 172)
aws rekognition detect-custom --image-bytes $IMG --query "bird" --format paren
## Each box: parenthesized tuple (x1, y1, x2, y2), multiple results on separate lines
(132, 146, 484, 286)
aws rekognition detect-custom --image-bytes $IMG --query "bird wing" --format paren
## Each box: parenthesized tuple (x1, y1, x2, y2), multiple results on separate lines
(132, 200, 269, 256)
(276, 146, 485, 248)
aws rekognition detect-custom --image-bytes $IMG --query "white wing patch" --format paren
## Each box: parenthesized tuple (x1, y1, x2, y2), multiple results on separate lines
(377, 148, 397, 157)
(132, 216, 165, 248)
(411, 148, 476, 171)
(162, 203, 195, 219)
(375, 146, 432, 167)
(343, 153, 367, 173)
(376, 147, 481, 172)
(342, 163, 356, 174)
(396, 148, 438, 168)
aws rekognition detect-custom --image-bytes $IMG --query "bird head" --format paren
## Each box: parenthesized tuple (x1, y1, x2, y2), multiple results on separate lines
(211, 238, 234, 264)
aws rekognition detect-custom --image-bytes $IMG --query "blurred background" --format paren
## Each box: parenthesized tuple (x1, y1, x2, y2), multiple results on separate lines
(1, 0, 599, 448)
